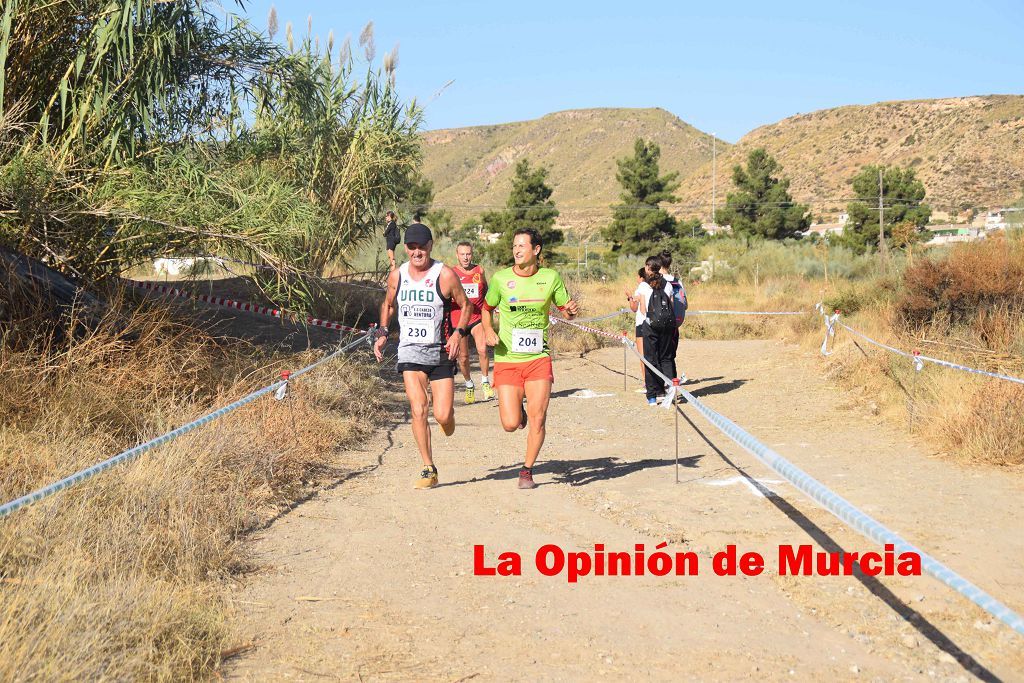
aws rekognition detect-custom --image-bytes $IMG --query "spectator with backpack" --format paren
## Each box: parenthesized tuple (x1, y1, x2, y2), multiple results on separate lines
(658, 250, 688, 382)
(633, 263, 677, 405)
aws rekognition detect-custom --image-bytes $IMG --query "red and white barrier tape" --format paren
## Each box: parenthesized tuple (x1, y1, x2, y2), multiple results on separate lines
(551, 316, 628, 342)
(126, 280, 363, 333)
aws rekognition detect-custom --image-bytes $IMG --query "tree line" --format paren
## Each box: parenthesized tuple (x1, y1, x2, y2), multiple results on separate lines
(435, 137, 932, 265)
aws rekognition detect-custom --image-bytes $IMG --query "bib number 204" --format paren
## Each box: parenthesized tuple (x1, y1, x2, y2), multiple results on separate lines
(512, 329, 542, 351)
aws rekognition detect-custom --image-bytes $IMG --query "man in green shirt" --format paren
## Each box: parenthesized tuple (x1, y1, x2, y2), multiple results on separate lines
(481, 228, 579, 489)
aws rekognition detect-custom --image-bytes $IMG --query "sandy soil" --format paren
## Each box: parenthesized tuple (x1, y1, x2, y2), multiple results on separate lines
(225, 338, 1024, 682)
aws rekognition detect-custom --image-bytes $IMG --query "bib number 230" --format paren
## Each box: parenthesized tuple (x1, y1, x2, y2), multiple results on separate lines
(511, 328, 543, 352)
(402, 323, 432, 342)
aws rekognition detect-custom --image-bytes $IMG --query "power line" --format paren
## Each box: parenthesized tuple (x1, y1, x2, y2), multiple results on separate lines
(395, 197, 1019, 213)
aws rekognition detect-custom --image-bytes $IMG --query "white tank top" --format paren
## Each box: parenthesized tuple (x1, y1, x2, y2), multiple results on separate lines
(395, 260, 449, 365)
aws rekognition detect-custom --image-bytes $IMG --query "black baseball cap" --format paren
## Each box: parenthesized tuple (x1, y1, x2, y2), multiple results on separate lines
(404, 222, 433, 245)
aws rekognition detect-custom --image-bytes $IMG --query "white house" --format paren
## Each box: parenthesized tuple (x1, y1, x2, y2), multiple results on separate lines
(804, 222, 845, 238)
(701, 223, 731, 236)
(984, 210, 1008, 231)
(153, 256, 226, 276)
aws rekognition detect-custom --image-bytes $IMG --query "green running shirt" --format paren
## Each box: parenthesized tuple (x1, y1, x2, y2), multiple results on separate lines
(483, 266, 570, 363)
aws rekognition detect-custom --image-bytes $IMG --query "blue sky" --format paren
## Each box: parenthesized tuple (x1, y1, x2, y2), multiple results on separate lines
(241, 0, 1023, 142)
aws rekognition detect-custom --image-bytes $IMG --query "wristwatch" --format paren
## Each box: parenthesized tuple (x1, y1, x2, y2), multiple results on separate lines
(375, 326, 389, 339)
(455, 327, 468, 337)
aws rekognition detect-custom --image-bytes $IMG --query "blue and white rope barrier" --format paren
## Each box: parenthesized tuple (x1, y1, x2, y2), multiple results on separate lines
(0, 331, 373, 520)
(816, 303, 1024, 386)
(570, 308, 807, 325)
(571, 308, 631, 323)
(555, 314, 1024, 638)
(688, 309, 805, 316)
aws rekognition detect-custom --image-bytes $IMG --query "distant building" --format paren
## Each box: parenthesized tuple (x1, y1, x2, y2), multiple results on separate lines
(701, 223, 731, 236)
(688, 258, 730, 282)
(925, 224, 980, 245)
(970, 209, 1014, 231)
(804, 222, 845, 238)
(984, 210, 1008, 231)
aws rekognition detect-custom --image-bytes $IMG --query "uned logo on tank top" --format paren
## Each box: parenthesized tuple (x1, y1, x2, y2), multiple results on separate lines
(398, 288, 435, 303)
(424, 278, 433, 288)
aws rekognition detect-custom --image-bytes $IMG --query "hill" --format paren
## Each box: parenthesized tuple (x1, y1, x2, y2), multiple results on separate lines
(420, 108, 722, 229)
(421, 96, 1024, 227)
(671, 95, 1024, 220)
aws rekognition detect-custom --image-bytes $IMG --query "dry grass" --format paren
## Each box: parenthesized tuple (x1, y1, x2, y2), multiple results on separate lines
(554, 272, 824, 355)
(0, 300, 385, 679)
(563, 251, 1024, 468)
(899, 235, 1024, 328)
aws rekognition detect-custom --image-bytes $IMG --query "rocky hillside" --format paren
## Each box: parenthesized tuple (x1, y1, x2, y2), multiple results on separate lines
(420, 108, 722, 227)
(421, 96, 1024, 226)
(673, 95, 1024, 219)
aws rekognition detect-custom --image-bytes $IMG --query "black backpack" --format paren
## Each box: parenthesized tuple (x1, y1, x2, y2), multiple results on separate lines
(647, 285, 676, 333)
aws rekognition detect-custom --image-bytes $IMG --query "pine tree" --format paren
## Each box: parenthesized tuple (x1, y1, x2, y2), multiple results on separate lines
(841, 165, 931, 253)
(484, 159, 562, 263)
(715, 148, 809, 240)
(602, 139, 681, 255)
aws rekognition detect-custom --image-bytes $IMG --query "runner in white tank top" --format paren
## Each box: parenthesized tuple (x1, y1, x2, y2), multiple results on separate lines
(395, 259, 448, 366)
(373, 223, 473, 489)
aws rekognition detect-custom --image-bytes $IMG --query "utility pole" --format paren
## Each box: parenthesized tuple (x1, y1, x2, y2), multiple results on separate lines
(878, 167, 890, 265)
(711, 133, 717, 226)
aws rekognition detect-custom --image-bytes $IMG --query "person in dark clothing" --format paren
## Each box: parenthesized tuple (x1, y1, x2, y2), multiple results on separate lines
(658, 249, 680, 382)
(637, 267, 676, 405)
(384, 211, 400, 270)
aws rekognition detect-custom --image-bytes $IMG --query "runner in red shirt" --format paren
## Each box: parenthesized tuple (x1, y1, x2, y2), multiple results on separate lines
(451, 242, 493, 403)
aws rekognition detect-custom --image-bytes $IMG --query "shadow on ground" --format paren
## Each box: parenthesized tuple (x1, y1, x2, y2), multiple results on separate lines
(675, 406, 999, 682)
(688, 378, 750, 398)
(438, 455, 703, 489)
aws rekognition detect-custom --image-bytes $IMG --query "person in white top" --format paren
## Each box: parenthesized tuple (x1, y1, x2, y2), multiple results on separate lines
(625, 266, 648, 379)
(373, 222, 473, 489)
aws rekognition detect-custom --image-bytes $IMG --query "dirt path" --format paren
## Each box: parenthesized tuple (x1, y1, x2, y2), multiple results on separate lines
(227, 339, 1024, 681)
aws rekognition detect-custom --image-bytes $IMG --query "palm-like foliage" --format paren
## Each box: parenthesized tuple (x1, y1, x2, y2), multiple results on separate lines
(0, 0, 422, 308)
(247, 21, 421, 275)
(1, 0, 269, 160)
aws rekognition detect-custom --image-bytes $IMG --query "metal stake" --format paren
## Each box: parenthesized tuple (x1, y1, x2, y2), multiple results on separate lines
(622, 332, 627, 391)
(910, 351, 921, 433)
(673, 377, 681, 483)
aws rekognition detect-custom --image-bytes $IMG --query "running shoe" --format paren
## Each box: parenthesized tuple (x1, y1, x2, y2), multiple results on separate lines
(518, 403, 528, 430)
(481, 381, 494, 401)
(518, 468, 537, 490)
(647, 397, 658, 406)
(415, 466, 438, 489)
(465, 384, 476, 404)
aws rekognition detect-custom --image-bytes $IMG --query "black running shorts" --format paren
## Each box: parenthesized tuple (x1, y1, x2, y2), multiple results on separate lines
(397, 360, 454, 382)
